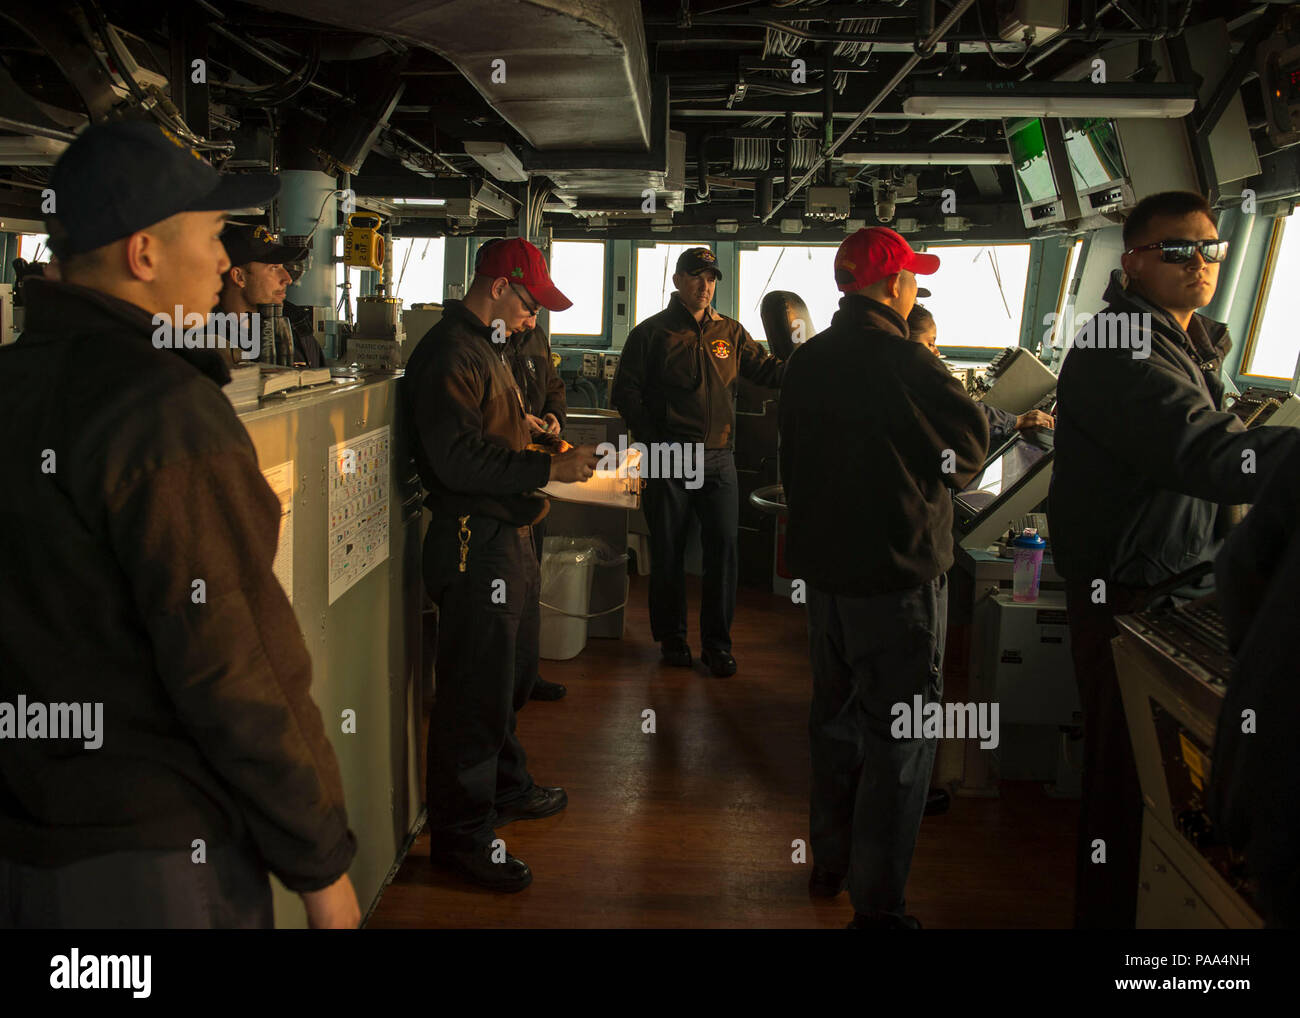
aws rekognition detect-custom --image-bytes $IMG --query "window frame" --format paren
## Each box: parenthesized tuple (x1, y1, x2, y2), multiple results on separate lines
(921, 241, 1035, 361)
(632, 240, 714, 328)
(1239, 215, 1292, 381)
(734, 241, 840, 347)
(547, 238, 608, 341)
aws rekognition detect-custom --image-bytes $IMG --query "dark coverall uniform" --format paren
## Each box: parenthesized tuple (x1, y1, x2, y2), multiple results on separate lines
(611, 294, 784, 656)
(400, 299, 554, 852)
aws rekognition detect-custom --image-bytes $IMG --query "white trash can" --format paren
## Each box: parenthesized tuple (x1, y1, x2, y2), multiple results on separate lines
(539, 537, 597, 660)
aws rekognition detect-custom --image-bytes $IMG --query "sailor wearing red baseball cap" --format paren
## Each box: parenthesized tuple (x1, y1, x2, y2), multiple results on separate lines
(399, 235, 599, 893)
(778, 225, 989, 929)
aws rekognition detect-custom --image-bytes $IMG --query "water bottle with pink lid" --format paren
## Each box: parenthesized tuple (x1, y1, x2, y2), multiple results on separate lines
(1011, 528, 1046, 602)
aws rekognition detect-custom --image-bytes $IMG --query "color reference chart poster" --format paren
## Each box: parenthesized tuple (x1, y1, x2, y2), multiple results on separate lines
(261, 460, 294, 604)
(327, 426, 391, 605)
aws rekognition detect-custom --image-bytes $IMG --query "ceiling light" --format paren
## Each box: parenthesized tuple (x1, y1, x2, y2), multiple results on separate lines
(901, 82, 1196, 119)
(716, 219, 740, 234)
(839, 152, 1011, 166)
(462, 141, 528, 183)
(779, 218, 803, 235)
(0, 137, 68, 165)
(390, 198, 447, 207)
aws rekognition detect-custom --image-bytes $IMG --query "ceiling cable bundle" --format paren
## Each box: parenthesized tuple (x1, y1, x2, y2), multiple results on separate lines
(760, 1, 881, 94)
(732, 137, 771, 171)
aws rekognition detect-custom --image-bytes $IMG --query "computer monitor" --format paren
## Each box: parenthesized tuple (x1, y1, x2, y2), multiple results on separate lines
(953, 432, 1055, 549)
(1061, 117, 1135, 215)
(1005, 117, 1081, 229)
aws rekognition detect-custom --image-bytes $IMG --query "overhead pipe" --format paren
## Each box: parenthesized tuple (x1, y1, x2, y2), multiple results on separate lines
(646, 20, 1179, 44)
(753, 174, 774, 220)
(761, 0, 976, 225)
(697, 132, 711, 200)
(822, 41, 834, 185)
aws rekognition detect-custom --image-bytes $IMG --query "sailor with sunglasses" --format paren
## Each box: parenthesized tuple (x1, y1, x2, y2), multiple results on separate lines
(1047, 190, 1300, 930)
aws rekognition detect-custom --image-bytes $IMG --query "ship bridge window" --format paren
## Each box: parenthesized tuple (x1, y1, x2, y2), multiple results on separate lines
(634, 242, 711, 325)
(390, 237, 446, 307)
(1242, 215, 1300, 380)
(737, 245, 839, 344)
(548, 240, 605, 337)
(920, 244, 1032, 350)
(18, 234, 49, 263)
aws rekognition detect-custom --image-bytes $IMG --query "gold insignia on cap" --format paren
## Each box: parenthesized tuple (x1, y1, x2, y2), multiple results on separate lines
(698, 250, 715, 261)
(157, 125, 205, 163)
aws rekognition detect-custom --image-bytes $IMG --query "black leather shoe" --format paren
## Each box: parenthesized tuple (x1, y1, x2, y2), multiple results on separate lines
(529, 677, 567, 701)
(432, 844, 532, 892)
(925, 788, 951, 816)
(661, 636, 692, 667)
(808, 864, 846, 898)
(847, 911, 922, 929)
(700, 649, 737, 677)
(495, 785, 568, 826)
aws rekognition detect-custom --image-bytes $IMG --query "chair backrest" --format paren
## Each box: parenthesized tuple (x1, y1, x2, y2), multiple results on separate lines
(760, 290, 814, 361)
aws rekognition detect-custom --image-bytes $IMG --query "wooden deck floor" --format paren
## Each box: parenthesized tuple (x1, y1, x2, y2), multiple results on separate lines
(367, 574, 1078, 929)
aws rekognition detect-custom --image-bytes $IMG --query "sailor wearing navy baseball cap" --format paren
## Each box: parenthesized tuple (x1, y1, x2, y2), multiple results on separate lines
(217, 223, 324, 367)
(43, 119, 278, 324)
(610, 244, 786, 678)
(0, 118, 361, 930)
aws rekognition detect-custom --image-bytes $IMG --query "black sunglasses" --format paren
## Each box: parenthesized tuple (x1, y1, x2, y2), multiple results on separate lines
(509, 281, 540, 316)
(1125, 239, 1229, 264)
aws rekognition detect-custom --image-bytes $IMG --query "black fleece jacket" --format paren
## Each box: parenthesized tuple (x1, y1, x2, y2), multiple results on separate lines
(779, 295, 989, 596)
(400, 300, 552, 526)
(1047, 270, 1300, 587)
(0, 279, 356, 891)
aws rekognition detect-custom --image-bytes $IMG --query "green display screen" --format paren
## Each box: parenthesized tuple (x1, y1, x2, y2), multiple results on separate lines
(1062, 117, 1127, 193)
(1005, 118, 1058, 206)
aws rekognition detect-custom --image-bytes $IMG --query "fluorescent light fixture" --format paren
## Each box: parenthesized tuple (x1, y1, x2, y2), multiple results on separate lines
(845, 218, 867, 232)
(462, 141, 528, 183)
(779, 218, 803, 235)
(391, 198, 447, 206)
(901, 82, 1196, 119)
(840, 151, 1011, 166)
(715, 219, 740, 234)
(0, 137, 68, 165)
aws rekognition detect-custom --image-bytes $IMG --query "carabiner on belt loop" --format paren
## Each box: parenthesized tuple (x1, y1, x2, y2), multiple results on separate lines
(457, 515, 471, 573)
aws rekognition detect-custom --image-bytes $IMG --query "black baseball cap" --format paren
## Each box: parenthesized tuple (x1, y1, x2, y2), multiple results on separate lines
(676, 247, 722, 279)
(222, 223, 310, 267)
(917, 286, 931, 298)
(46, 120, 278, 259)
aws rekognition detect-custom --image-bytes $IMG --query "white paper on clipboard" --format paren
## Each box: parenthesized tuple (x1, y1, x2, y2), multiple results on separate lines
(542, 446, 642, 509)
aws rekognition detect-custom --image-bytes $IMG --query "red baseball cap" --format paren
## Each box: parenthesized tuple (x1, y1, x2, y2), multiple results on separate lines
(834, 227, 940, 293)
(475, 237, 572, 312)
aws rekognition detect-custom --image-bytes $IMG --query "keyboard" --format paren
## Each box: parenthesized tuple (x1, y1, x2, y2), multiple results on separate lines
(1137, 595, 1233, 684)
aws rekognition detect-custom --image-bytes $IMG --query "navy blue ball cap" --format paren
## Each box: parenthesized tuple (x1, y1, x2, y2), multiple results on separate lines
(676, 247, 722, 279)
(46, 120, 278, 259)
(221, 223, 310, 267)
